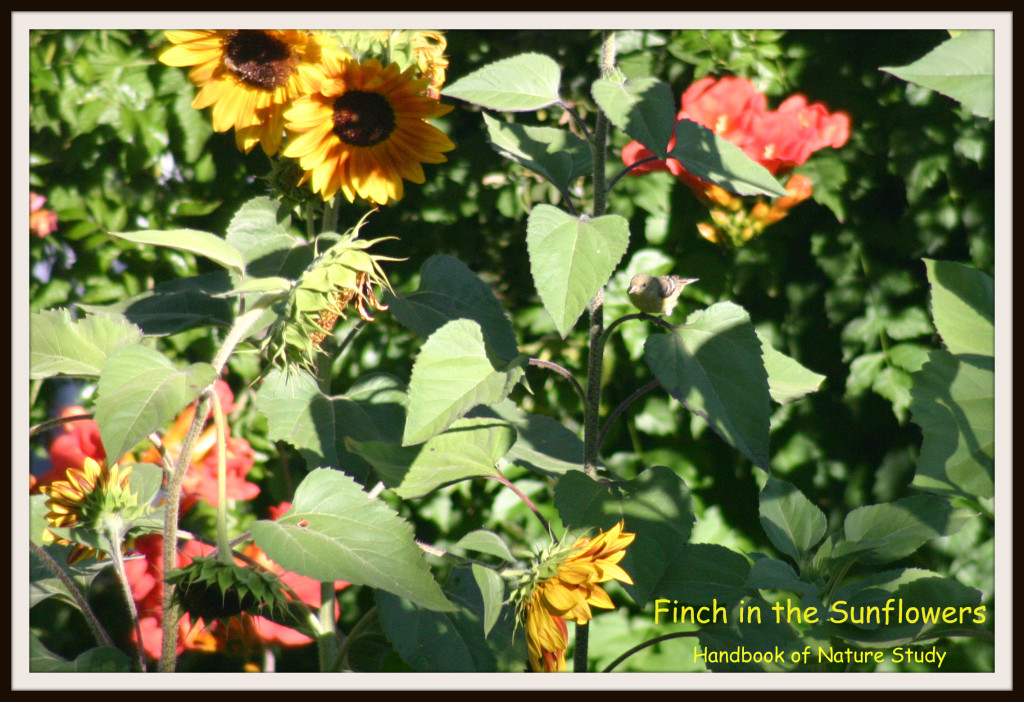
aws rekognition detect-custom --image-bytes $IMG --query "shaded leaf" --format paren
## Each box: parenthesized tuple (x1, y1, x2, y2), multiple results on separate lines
(386, 254, 519, 362)
(758, 477, 827, 565)
(592, 75, 676, 159)
(669, 119, 789, 197)
(910, 351, 994, 499)
(482, 112, 592, 193)
(643, 302, 771, 471)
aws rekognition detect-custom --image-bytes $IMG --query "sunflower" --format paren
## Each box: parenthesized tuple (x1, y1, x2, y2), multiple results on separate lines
(409, 30, 449, 99)
(282, 53, 455, 206)
(160, 30, 340, 156)
(516, 520, 636, 672)
(39, 456, 138, 564)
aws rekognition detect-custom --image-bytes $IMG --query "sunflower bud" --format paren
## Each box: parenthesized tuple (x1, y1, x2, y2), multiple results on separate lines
(263, 212, 402, 374)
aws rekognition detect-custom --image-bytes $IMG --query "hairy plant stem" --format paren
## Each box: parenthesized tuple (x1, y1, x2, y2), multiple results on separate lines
(576, 28, 618, 675)
(104, 520, 146, 672)
(158, 305, 265, 672)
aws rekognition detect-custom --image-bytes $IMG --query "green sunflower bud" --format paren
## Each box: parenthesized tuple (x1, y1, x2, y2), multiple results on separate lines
(262, 211, 402, 374)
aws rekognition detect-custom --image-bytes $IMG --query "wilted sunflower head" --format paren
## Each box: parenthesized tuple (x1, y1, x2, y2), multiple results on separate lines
(39, 457, 147, 564)
(511, 521, 636, 672)
(262, 211, 402, 374)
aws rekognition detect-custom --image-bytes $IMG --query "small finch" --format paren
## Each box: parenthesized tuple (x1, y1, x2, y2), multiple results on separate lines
(628, 274, 699, 316)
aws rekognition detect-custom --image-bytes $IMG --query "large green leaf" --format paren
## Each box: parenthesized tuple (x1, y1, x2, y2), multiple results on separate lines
(94, 345, 217, 461)
(482, 112, 592, 193)
(249, 468, 453, 612)
(880, 30, 994, 120)
(442, 52, 561, 111)
(668, 119, 789, 197)
(554, 467, 696, 607)
(526, 204, 630, 338)
(403, 319, 526, 446)
(758, 477, 827, 566)
(833, 494, 975, 565)
(910, 351, 994, 499)
(643, 302, 771, 471)
(386, 254, 519, 362)
(255, 369, 407, 478)
(347, 417, 515, 499)
(592, 75, 676, 159)
(107, 227, 246, 276)
(923, 258, 994, 357)
(30, 308, 142, 380)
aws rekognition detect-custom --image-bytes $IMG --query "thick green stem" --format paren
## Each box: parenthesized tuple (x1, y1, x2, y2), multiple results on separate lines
(158, 305, 265, 672)
(576, 29, 619, 675)
(316, 581, 340, 672)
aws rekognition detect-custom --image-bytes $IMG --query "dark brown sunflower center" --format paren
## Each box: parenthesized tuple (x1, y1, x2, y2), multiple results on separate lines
(223, 30, 296, 91)
(331, 91, 396, 147)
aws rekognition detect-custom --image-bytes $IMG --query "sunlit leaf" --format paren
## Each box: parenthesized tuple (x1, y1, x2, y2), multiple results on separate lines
(95, 345, 216, 461)
(30, 308, 142, 380)
(881, 30, 994, 120)
(250, 468, 453, 612)
(526, 204, 630, 338)
(442, 52, 561, 111)
(107, 227, 246, 276)
(347, 417, 515, 499)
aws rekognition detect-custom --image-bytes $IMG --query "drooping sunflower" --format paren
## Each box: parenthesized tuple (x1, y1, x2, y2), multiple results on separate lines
(39, 456, 140, 564)
(515, 520, 636, 672)
(282, 52, 455, 206)
(160, 30, 340, 156)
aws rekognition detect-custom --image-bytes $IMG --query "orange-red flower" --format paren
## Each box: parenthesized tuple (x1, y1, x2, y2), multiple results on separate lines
(622, 75, 848, 245)
(137, 379, 259, 512)
(622, 75, 849, 186)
